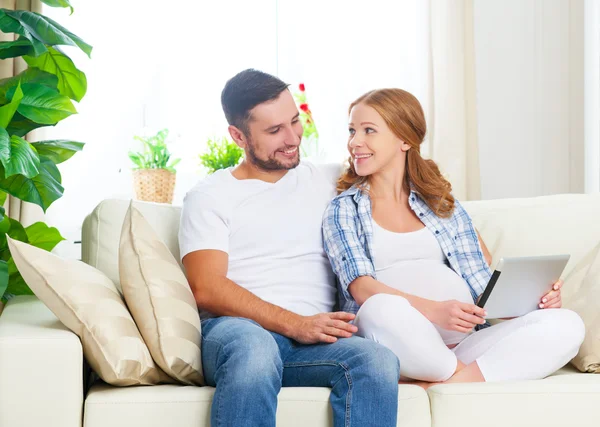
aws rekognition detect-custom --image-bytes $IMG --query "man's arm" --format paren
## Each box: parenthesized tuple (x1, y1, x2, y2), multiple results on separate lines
(183, 249, 356, 344)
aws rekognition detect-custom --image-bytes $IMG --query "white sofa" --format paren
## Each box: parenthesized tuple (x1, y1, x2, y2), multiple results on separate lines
(1, 192, 600, 427)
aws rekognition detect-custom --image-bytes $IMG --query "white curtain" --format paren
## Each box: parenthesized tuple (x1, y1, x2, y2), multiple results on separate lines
(427, 0, 481, 201)
(584, 0, 600, 193)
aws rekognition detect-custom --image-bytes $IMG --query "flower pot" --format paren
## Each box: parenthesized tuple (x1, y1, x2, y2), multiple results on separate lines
(132, 169, 176, 204)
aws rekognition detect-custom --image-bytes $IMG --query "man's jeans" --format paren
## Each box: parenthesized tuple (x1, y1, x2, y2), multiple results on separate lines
(201, 316, 400, 427)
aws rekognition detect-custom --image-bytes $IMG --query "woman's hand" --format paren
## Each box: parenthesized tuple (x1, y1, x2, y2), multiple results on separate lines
(539, 279, 563, 309)
(420, 299, 487, 333)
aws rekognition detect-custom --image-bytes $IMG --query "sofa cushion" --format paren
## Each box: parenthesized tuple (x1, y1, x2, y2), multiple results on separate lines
(7, 237, 172, 386)
(566, 241, 600, 373)
(119, 203, 204, 385)
(84, 382, 430, 427)
(427, 368, 600, 427)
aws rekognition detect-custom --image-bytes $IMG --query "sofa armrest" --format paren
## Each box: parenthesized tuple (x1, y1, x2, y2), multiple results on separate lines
(0, 296, 83, 427)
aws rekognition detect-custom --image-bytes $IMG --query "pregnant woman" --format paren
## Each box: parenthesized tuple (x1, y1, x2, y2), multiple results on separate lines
(322, 88, 585, 387)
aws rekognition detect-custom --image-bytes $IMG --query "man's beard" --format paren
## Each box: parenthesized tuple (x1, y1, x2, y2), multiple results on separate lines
(246, 139, 300, 171)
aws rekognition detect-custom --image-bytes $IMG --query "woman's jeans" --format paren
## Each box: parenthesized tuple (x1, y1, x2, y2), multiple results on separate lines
(201, 316, 400, 427)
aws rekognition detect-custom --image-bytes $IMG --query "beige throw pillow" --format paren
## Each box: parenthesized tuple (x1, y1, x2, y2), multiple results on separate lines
(119, 203, 204, 385)
(566, 242, 600, 372)
(7, 237, 172, 386)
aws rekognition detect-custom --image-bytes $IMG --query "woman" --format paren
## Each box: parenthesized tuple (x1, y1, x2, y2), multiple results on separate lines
(322, 88, 585, 386)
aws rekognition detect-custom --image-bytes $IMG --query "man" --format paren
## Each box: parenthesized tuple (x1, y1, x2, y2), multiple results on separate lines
(179, 69, 400, 427)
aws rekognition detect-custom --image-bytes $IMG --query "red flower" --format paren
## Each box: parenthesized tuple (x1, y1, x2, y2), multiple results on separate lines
(299, 103, 309, 112)
(299, 83, 305, 92)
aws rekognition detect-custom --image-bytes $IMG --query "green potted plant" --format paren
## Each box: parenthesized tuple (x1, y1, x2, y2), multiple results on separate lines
(0, 1, 89, 304)
(199, 136, 244, 174)
(128, 128, 180, 204)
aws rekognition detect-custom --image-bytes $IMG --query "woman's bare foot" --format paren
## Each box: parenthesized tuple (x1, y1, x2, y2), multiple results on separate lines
(397, 361, 484, 389)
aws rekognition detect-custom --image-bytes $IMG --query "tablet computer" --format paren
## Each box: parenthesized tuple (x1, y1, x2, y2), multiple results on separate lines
(476, 254, 570, 319)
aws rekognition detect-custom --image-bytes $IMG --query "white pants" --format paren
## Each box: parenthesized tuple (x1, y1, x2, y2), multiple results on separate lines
(354, 294, 585, 382)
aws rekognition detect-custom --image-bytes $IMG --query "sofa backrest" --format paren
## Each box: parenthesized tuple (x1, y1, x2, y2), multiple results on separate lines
(82, 184, 600, 300)
(82, 199, 182, 291)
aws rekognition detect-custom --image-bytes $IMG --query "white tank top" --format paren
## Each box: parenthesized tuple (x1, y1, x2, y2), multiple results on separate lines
(372, 220, 474, 345)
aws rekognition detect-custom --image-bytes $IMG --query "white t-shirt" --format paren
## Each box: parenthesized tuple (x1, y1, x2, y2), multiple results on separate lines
(372, 221, 474, 345)
(179, 161, 339, 319)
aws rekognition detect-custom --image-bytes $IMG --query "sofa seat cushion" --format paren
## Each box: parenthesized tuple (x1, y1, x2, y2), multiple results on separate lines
(427, 366, 600, 427)
(83, 382, 430, 427)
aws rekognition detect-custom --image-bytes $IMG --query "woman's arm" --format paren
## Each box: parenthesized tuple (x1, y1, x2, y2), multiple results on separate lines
(475, 229, 492, 266)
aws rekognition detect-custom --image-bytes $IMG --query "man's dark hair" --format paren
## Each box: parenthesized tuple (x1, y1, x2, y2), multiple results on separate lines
(221, 69, 290, 136)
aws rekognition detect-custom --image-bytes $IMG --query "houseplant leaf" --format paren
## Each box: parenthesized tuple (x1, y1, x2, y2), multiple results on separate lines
(5, 257, 34, 297)
(39, 0, 74, 14)
(0, 83, 24, 128)
(25, 46, 87, 102)
(0, 259, 8, 300)
(0, 156, 63, 212)
(0, 38, 34, 59)
(32, 140, 83, 164)
(0, 67, 58, 104)
(6, 112, 48, 137)
(0, 10, 91, 57)
(0, 10, 47, 57)
(0, 134, 40, 178)
(25, 221, 65, 251)
(7, 83, 76, 125)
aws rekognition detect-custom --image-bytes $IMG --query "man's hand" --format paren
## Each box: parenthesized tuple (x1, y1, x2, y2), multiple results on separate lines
(289, 312, 358, 344)
(421, 299, 487, 333)
(539, 279, 563, 309)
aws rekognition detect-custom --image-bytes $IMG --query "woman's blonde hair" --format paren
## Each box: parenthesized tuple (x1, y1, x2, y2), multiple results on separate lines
(337, 88, 455, 218)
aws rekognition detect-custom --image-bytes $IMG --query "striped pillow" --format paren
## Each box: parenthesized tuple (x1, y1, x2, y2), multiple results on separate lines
(119, 203, 204, 385)
(7, 237, 172, 386)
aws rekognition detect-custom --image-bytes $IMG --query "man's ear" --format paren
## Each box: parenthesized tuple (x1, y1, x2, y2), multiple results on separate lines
(228, 125, 246, 148)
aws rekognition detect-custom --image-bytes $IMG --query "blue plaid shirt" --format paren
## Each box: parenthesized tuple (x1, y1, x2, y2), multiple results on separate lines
(322, 185, 492, 315)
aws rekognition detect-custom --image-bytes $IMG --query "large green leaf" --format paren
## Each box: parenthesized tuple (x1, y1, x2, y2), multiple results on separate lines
(0, 217, 28, 254)
(7, 218, 28, 243)
(0, 10, 91, 58)
(6, 257, 34, 297)
(0, 38, 35, 59)
(0, 156, 63, 212)
(39, 0, 74, 14)
(25, 46, 87, 102)
(32, 139, 83, 164)
(7, 83, 76, 125)
(0, 135, 40, 179)
(25, 221, 65, 252)
(0, 259, 8, 299)
(0, 191, 7, 207)
(0, 83, 23, 128)
(0, 11, 47, 57)
(0, 67, 58, 104)
(6, 112, 49, 137)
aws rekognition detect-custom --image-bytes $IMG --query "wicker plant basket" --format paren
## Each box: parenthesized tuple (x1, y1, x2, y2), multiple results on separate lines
(132, 169, 176, 204)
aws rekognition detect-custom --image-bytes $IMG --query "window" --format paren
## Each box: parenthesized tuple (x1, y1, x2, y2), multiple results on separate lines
(42, 0, 429, 244)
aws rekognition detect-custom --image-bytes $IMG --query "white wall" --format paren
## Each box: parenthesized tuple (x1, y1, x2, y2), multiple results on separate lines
(474, 0, 584, 200)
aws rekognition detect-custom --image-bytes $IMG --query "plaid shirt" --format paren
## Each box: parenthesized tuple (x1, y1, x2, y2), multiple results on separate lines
(322, 185, 492, 315)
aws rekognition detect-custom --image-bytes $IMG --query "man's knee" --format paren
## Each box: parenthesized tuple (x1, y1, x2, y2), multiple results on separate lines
(346, 338, 400, 384)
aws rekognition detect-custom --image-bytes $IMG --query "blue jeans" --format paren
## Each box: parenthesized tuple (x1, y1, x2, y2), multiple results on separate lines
(201, 316, 400, 427)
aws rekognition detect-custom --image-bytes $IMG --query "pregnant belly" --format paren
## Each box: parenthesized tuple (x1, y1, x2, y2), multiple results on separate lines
(376, 260, 475, 345)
